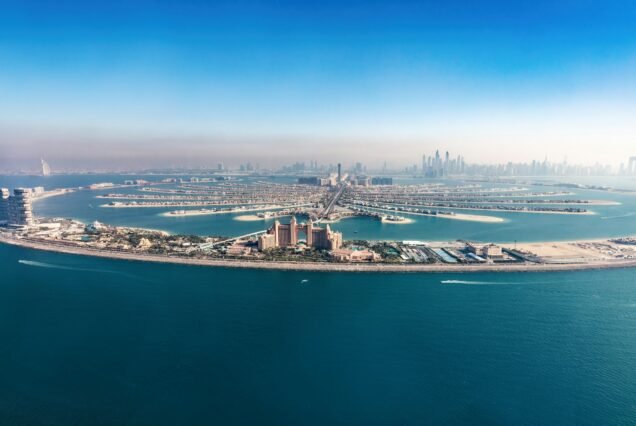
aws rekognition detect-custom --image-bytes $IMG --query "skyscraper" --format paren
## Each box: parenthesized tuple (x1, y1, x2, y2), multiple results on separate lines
(1, 188, 34, 228)
(629, 156, 636, 175)
(41, 158, 51, 176)
(0, 188, 9, 225)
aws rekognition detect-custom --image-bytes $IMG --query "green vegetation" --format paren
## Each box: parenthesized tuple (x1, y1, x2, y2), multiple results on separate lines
(260, 247, 330, 262)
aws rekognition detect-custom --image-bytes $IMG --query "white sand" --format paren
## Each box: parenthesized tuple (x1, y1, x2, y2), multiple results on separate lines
(363, 206, 505, 223)
(381, 218, 414, 225)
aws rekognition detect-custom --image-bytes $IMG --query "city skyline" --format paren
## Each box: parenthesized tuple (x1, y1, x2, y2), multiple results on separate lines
(1, 1, 636, 169)
(8, 152, 636, 177)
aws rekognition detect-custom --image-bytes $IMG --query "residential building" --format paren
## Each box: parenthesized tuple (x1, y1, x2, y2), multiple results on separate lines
(1, 188, 35, 228)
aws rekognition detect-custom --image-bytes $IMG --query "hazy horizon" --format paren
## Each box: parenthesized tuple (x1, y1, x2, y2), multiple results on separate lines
(2, 1, 636, 170)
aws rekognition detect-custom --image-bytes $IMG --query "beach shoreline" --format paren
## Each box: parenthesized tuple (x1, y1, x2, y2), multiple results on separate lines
(358, 206, 505, 223)
(234, 214, 292, 221)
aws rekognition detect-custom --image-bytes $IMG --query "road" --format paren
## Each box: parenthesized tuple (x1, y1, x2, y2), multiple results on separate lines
(320, 183, 346, 218)
(200, 229, 268, 250)
(200, 184, 346, 249)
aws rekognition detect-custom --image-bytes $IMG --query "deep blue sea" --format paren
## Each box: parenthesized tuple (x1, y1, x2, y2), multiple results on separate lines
(2, 243, 636, 425)
(2, 174, 636, 424)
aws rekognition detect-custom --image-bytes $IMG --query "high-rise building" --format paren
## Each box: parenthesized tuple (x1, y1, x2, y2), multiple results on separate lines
(0, 188, 10, 225)
(629, 156, 636, 175)
(337, 163, 342, 182)
(419, 149, 467, 177)
(41, 158, 51, 176)
(1, 188, 34, 228)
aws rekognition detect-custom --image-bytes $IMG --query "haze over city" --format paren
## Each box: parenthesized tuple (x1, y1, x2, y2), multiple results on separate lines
(1, 1, 635, 170)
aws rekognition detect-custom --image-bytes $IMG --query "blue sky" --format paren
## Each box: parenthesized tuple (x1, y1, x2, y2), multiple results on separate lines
(1, 1, 635, 168)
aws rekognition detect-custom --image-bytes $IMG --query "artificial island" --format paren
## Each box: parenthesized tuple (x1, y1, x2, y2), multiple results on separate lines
(1, 163, 635, 272)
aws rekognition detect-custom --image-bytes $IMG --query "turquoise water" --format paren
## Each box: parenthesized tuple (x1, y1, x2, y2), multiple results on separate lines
(3, 174, 636, 242)
(2, 243, 636, 424)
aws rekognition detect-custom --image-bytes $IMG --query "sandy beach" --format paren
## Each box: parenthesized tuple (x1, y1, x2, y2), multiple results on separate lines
(362, 206, 505, 223)
(315, 216, 356, 224)
(380, 217, 414, 224)
(234, 214, 291, 222)
(32, 189, 76, 201)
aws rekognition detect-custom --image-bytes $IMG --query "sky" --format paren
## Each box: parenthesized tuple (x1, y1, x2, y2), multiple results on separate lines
(1, 0, 636, 170)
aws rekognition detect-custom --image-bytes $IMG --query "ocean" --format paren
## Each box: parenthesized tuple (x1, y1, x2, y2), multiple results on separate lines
(2, 243, 636, 424)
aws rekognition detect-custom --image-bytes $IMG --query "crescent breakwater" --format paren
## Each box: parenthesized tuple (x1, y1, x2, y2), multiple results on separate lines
(4, 234, 636, 272)
(3, 216, 636, 273)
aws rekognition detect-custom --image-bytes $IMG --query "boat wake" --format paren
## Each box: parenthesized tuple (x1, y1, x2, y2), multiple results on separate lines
(601, 212, 636, 220)
(19, 259, 84, 271)
(441, 280, 513, 285)
(18, 259, 123, 276)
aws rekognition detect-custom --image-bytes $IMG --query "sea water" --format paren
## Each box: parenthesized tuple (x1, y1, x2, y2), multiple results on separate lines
(2, 243, 636, 424)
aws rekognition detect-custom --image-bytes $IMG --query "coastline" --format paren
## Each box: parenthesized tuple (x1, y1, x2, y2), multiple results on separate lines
(4, 234, 636, 273)
(380, 218, 414, 224)
(234, 214, 291, 221)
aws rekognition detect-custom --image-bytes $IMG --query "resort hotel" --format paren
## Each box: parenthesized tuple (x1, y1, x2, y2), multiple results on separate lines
(258, 217, 343, 251)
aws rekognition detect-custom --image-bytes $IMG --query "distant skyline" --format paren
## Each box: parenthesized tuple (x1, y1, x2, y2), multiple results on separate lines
(1, 1, 636, 169)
